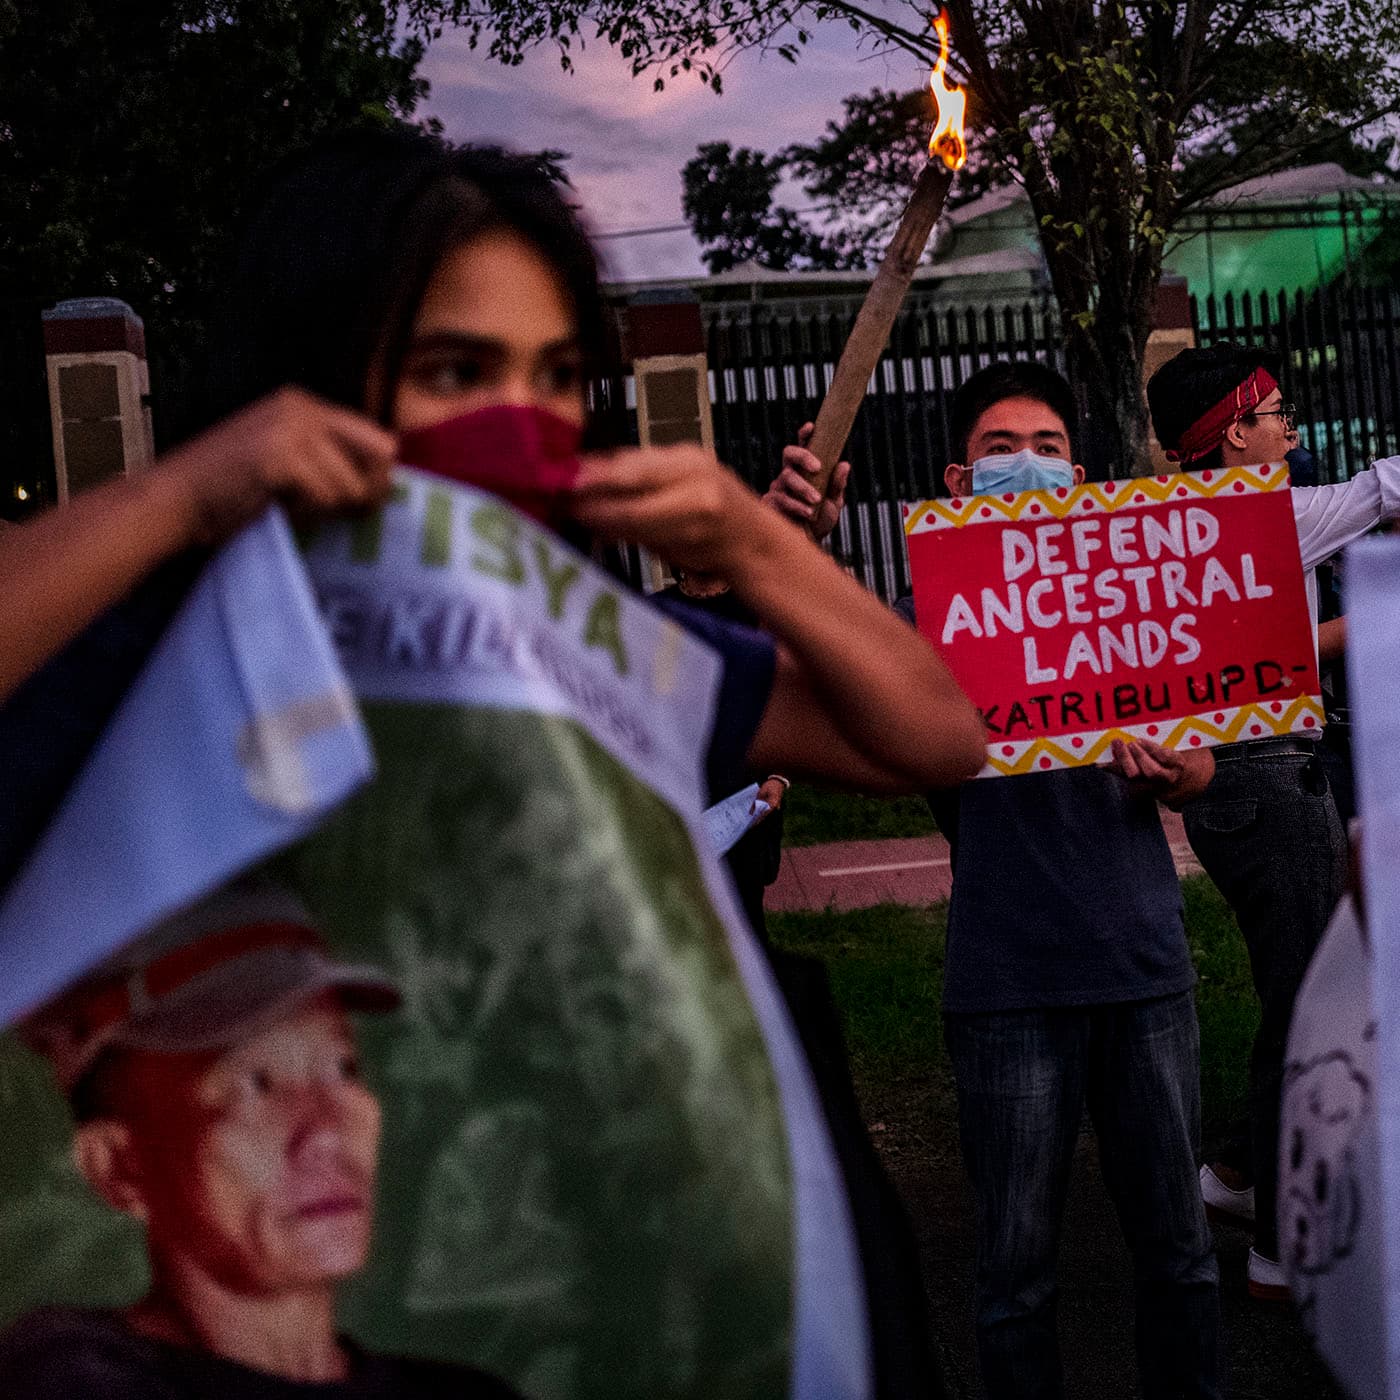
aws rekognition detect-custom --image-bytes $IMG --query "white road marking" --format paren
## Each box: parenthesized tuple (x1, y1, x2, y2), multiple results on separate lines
(816, 857, 952, 877)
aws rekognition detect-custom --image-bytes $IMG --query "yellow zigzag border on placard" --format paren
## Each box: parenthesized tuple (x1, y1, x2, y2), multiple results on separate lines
(984, 695, 1325, 777)
(905, 463, 1288, 536)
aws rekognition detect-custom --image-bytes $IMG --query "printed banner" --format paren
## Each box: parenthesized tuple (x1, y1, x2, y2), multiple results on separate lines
(905, 464, 1323, 777)
(0, 506, 374, 1340)
(704, 783, 771, 855)
(0, 509, 373, 1031)
(0, 472, 868, 1400)
(1328, 536, 1400, 1396)
(1281, 893, 1384, 1396)
(288, 472, 865, 1400)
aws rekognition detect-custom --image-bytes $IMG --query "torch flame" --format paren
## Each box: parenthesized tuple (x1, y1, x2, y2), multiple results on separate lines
(929, 9, 968, 171)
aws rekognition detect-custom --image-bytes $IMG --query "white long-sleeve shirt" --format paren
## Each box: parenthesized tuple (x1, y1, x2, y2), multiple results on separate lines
(1292, 456, 1400, 626)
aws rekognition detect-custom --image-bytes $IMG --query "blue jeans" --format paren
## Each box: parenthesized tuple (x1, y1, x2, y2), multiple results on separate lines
(945, 992, 1220, 1400)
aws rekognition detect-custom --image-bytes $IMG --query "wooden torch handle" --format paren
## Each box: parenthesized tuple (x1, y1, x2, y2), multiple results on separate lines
(804, 159, 955, 500)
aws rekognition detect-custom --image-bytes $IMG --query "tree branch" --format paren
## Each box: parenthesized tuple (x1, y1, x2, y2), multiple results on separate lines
(810, 0, 943, 64)
(1175, 100, 1397, 210)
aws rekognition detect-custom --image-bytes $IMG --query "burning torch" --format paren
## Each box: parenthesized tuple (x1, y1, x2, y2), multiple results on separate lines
(802, 9, 968, 502)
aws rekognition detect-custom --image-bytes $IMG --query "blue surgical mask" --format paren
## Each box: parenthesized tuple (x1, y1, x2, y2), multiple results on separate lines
(970, 450, 1076, 495)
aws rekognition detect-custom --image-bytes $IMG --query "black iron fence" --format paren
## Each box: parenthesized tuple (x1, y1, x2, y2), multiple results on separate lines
(594, 292, 1065, 600)
(11, 276, 1396, 596)
(707, 294, 1068, 601)
(602, 284, 1400, 602)
(703, 293, 1064, 495)
(1191, 285, 1400, 485)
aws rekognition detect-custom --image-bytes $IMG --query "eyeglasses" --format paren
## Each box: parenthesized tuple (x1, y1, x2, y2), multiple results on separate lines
(1249, 402, 1297, 431)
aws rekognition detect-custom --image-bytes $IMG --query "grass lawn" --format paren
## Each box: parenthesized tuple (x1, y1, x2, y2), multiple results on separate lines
(768, 873, 1257, 1147)
(782, 786, 937, 847)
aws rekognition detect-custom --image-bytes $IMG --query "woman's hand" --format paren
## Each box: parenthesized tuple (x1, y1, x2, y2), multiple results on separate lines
(573, 439, 985, 794)
(0, 388, 397, 705)
(569, 444, 757, 574)
(154, 388, 397, 545)
(754, 776, 789, 818)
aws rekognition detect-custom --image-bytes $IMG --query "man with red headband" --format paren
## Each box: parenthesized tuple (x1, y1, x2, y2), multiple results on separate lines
(1148, 344, 1400, 1301)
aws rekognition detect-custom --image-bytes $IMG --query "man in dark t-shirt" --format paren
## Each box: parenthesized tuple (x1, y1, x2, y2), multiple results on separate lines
(770, 362, 1222, 1400)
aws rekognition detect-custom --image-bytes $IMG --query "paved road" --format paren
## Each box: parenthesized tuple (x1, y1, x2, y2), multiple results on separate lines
(769, 808, 1202, 912)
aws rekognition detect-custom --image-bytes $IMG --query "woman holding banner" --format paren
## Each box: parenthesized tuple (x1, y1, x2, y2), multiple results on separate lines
(1, 126, 985, 1400)
(208, 128, 988, 1400)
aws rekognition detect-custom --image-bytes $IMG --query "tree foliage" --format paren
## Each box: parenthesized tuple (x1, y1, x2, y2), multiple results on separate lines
(683, 86, 1004, 273)
(685, 90, 1399, 308)
(681, 141, 844, 272)
(790, 83, 1005, 214)
(0, 0, 433, 508)
(442, 0, 1400, 473)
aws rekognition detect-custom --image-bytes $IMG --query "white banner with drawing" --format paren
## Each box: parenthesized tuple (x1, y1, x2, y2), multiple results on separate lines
(1282, 537, 1400, 1398)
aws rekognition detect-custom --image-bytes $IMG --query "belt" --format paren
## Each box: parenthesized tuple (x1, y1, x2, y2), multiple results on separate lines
(1213, 735, 1320, 763)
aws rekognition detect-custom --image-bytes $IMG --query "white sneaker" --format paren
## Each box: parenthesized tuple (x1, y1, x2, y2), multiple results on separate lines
(1200, 1162, 1255, 1227)
(1247, 1247, 1290, 1302)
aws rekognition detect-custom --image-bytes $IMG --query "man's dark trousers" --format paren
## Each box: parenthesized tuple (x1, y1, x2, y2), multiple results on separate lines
(1183, 745, 1347, 1258)
(945, 992, 1220, 1400)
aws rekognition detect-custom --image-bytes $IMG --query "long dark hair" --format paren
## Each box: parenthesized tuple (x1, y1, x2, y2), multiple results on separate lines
(200, 125, 608, 432)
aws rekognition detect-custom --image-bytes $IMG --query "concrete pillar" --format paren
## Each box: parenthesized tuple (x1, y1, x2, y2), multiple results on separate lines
(623, 291, 715, 448)
(618, 290, 715, 591)
(42, 298, 154, 502)
(1142, 276, 1195, 475)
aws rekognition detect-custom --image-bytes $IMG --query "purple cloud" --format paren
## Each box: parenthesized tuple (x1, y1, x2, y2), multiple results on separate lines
(420, 24, 927, 280)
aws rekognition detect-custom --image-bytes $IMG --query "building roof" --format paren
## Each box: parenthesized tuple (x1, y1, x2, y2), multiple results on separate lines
(1201, 162, 1395, 207)
(603, 247, 1041, 298)
(944, 162, 1400, 230)
(599, 164, 1396, 301)
(942, 184, 1029, 227)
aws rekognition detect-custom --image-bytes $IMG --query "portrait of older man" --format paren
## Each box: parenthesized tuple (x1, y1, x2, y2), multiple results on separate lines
(0, 880, 519, 1399)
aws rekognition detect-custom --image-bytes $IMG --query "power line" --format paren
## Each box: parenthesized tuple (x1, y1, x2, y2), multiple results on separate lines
(593, 221, 692, 240)
(592, 201, 846, 240)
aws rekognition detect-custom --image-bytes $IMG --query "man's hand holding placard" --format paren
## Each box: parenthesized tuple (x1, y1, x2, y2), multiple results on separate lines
(1105, 737, 1215, 811)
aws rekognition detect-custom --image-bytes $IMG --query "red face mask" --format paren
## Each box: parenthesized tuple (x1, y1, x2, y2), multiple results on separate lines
(397, 405, 583, 524)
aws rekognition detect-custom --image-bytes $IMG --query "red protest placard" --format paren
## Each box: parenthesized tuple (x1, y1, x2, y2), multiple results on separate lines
(904, 463, 1323, 778)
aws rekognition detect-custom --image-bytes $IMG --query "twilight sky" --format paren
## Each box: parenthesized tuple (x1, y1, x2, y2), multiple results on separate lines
(418, 19, 933, 282)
